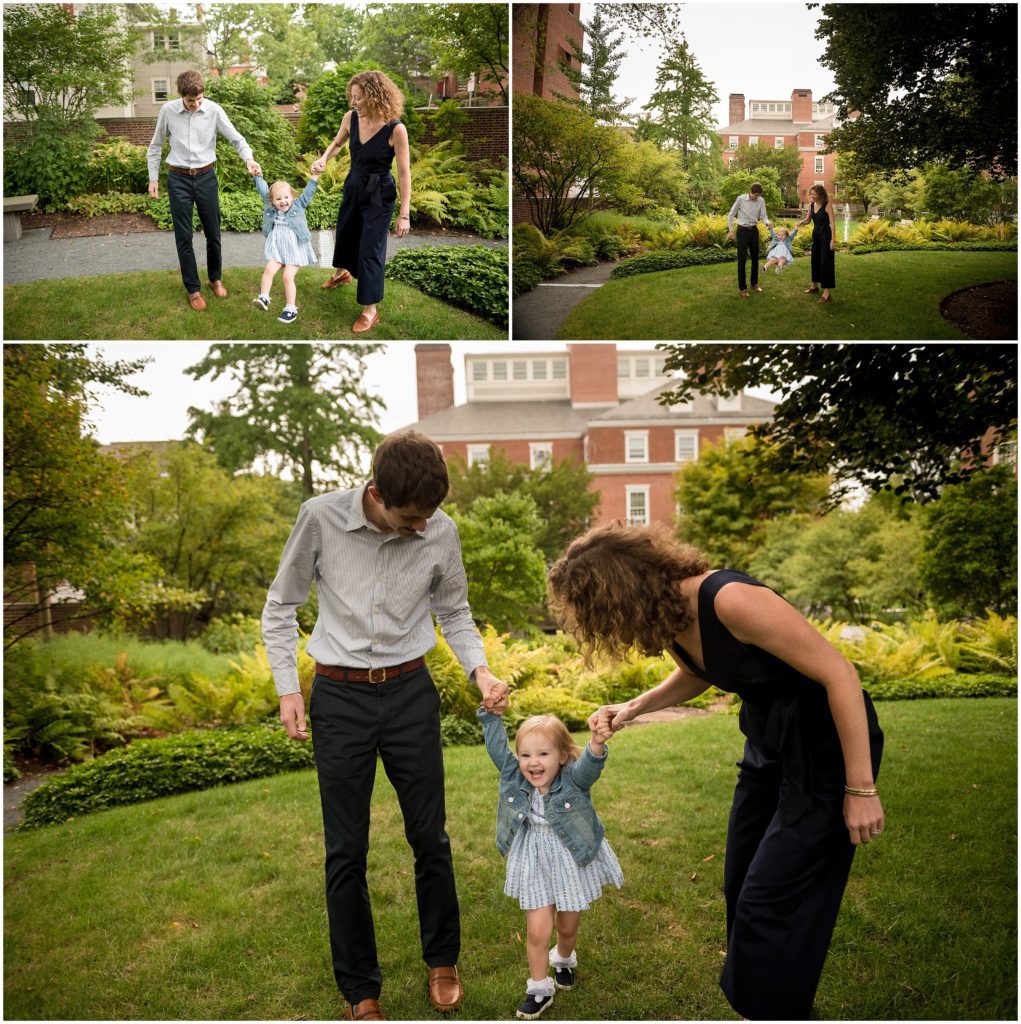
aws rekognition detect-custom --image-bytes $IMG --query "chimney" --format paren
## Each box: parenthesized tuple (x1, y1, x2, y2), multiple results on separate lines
(568, 344, 618, 407)
(728, 93, 745, 125)
(415, 344, 454, 420)
(791, 88, 812, 124)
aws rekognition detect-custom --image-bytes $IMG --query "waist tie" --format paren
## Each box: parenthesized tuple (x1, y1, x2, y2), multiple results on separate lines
(367, 172, 382, 207)
(743, 696, 814, 825)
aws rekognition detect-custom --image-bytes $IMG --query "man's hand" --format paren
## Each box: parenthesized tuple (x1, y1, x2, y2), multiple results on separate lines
(474, 666, 509, 713)
(280, 692, 308, 740)
(727, 230, 735, 241)
(247, 159, 263, 177)
(148, 180, 159, 199)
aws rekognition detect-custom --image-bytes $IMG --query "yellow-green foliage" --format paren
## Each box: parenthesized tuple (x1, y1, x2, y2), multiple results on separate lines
(850, 217, 1015, 248)
(509, 686, 598, 731)
(958, 611, 1018, 674)
(167, 646, 279, 728)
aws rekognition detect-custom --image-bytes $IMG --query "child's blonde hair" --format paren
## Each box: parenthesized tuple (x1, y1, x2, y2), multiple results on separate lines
(775, 226, 790, 239)
(515, 715, 582, 764)
(269, 180, 297, 202)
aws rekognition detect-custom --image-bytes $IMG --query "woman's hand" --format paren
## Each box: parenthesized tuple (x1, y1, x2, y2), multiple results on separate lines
(829, 239, 835, 251)
(587, 702, 636, 736)
(311, 157, 326, 176)
(394, 214, 411, 238)
(844, 793, 885, 845)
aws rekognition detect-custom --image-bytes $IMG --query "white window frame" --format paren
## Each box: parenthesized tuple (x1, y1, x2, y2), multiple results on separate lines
(512, 360, 528, 381)
(617, 357, 630, 379)
(625, 485, 650, 526)
(152, 78, 169, 103)
(529, 442, 553, 470)
(551, 359, 567, 380)
(466, 444, 490, 467)
(774, 136, 784, 149)
(814, 156, 825, 174)
(674, 429, 699, 463)
(749, 135, 758, 146)
(729, 135, 738, 149)
(624, 430, 649, 464)
(634, 357, 650, 379)
(723, 426, 747, 444)
(471, 361, 488, 382)
(814, 134, 826, 148)
(532, 360, 548, 381)
(491, 360, 507, 381)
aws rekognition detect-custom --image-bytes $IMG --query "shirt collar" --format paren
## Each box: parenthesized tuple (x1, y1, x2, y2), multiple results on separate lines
(346, 482, 429, 541)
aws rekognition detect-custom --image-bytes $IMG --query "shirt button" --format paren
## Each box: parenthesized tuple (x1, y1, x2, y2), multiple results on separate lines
(564, 802, 571, 809)
(518, 813, 524, 819)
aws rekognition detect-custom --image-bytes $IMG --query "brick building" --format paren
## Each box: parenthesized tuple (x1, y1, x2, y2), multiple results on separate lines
(407, 344, 776, 529)
(719, 89, 844, 206)
(512, 3, 584, 102)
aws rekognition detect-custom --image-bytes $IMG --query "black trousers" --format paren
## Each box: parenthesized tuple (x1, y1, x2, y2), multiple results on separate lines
(735, 225, 760, 291)
(333, 186, 395, 306)
(811, 233, 836, 288)
(309, 666, 460, 1003)
(167, 168, 222, 294)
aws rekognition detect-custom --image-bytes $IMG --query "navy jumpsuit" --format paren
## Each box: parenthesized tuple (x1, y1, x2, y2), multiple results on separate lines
(332, 111, 400, 306)
(809, 201, 836, 289)
(673, 569, 884, 1020)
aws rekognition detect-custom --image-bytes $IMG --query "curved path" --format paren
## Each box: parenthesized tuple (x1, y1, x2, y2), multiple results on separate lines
(512, 260, 618, 340)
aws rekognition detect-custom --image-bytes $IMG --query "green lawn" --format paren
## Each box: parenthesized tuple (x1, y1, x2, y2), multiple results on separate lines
(557, 250, 1017, 340)
(4, 699, 1016, 1020)
(3, 268, 506, 341)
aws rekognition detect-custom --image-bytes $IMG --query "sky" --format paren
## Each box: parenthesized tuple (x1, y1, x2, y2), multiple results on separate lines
(582, 2, 838, 128)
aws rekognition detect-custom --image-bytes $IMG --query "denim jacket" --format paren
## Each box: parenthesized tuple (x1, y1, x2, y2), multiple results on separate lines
(254, 175, 317, 244)
(766, 225, 798, 261)
(477, 708, 609, 867)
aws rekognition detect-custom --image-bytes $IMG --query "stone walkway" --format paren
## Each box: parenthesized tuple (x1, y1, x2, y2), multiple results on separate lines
(4, 768, 60, 833)
(512, 261, 618, 340)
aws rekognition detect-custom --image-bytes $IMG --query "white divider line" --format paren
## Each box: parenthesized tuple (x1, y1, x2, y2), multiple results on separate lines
(537, 283, 603, 288)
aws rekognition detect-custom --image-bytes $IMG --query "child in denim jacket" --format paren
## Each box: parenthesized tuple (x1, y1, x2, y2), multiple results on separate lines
(477, 706, 623, 1019)
(252, 172, 318, 323)
(763, 224, 799, 274)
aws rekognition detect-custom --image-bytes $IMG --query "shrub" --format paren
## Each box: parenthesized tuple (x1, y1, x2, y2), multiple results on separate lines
(200, 614, 265, 654)
(19, 723, 314, 829)
(61, 192, 150, 217)
(440, 714, 483, 746)
(508, 686, 598, 731)
(610, 246, 736, 279)
(409, 142, 508, 237)
(85, 137, 150, 194)
(385, 245, 508, 327)
(865, 672, 1017, 701)
(957, 612, 1018, 675)
(3, 113, 100, 209)
(4, 742, 20, 783)
(431, 99, 470, 143)
(512, 258, 543, 297)
(848, 240, 1018, 255)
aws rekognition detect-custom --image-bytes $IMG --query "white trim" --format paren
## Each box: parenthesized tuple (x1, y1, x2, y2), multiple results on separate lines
(466, 444, 490, 467)
(624, 430, 649, 464)
(587, 416, 771, 429)
(674, 429, 699, 463)
(425, 430, 584, 442)
(529, 442, 554, 470)
(587, 463, 679, 475)
(625, 484, 651, 526)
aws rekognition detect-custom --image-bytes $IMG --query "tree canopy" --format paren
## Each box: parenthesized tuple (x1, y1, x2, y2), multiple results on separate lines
(423, 4, 509, 104)
(727, 142, 803, 206)
(814, 3, 1017, 177)
(556, 5, 634, 123)
(659, 345, 1018, 503)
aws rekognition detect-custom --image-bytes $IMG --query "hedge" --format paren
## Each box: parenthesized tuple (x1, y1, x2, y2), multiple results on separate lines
(847, 240, 1019, 256)
(610, 246, 736, 279)
(865, 672, 1017, 701)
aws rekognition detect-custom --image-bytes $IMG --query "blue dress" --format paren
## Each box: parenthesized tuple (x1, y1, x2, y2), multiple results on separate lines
(265, 211, 317, 267)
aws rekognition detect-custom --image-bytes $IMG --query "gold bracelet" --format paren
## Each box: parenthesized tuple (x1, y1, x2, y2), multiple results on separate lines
(844, 785, 879, 798)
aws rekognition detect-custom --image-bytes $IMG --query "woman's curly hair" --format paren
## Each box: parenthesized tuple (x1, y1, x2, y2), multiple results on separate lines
(547, 522, 709, 665)
(348, 70, 405, 123)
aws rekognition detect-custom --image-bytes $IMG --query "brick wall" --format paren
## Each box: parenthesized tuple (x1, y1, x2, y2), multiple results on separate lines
(568, 344, 618, 406)
(440, 438, 586, 468)
(415, 344, 455, 420)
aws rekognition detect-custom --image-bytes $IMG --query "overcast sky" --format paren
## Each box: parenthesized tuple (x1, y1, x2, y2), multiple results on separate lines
(584, 2, 837, 127)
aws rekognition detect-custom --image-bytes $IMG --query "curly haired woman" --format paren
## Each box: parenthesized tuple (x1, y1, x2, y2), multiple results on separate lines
(546, 522, 885, 1021)
(312, 70, 412, 333)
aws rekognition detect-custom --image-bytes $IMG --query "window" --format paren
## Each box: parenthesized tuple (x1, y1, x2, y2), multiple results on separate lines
(626, 486, 649, 526)
(625, 431, 649, 464)
(617, 358, 629, 378)
(814, 156, 825, 174)
(153, 79, 169, 102)
(675, 430, 698, 463)
(472, 361, 487, 382)
(153, 28, 181, 51)
(717, 393, 743, 412)
(466, 445, 490, 467)
(532, 360, 547, 380)
(17, 82, 36, 107)
(729, 135, 738, 149)
(634, 357, 649, 379)
(529, 443, 553, 470)
(774, 136, 784, 149)
(814, 134, 826, 148)
(653, 355, 668, 376)
(492, 360, 507, 381)
(749, 136, 758, 146)
(551, 359, 567, 380)
(512, 360, 527, 381)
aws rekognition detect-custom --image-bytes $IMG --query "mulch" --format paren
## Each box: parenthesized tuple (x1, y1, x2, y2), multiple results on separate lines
(22, 211, 159, 239)
(940, 281, 1018, 340)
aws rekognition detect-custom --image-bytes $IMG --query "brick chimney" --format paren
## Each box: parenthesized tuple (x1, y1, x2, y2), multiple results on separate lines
(729, 93, 745, 125)
(568, 344, 618, 407)
(415, 344, 454, 419)
(791, 88, 812, 123)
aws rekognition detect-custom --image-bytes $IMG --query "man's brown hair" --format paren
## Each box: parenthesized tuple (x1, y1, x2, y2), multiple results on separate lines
(750, 182, 763, 195)
(371, 431, 449, 509)
(176, 70, 205, 97)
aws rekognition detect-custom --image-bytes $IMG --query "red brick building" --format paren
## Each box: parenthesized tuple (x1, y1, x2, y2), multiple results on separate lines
(719, 89, 844, 206)
(512, 3, 584, 101)
(407, 344, 776, 529)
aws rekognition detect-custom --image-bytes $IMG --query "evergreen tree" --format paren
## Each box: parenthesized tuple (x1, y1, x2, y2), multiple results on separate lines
(640, 40, 719, 168)
(556, 6, 634, 123)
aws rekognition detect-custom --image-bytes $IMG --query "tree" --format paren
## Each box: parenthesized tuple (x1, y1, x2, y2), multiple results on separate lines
(640, 41, 719, 169)
(447, 451, 600, 563)
(424, 4, 509, 104)
(200, 3, 265, 76)
(358, 4, 439, 94)
(303, 3, 364, 66)
(727, 142, 803, 207)
(815, 3, 1017, 177)
(448, 493, 548, 632)
(919, 466, 1017, 619)
(601, 140, 688, 217)
(248, 5, 327, 103)
(185, 345, 385, 499)
(674, 436, 831, 569)
(659, 345, 1018, 503)
(513, 94, 627, 234)
(917, 162, 1002, 223)
(613, 4, 685, 47)
(555, 6, 633, 122)
(834, 151, 884, 216)
(716, 168, 782, 217)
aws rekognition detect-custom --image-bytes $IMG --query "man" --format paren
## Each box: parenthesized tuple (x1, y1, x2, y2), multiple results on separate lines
(147, 70, 262, 311)
(726, 182, 773, 298)
(263, 430, 510, 1022)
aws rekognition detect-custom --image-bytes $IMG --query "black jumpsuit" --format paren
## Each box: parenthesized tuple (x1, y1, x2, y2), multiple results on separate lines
(673, 569, 884, 1020)
(332, 111, 400, 306)
(809, 201, 836, 289)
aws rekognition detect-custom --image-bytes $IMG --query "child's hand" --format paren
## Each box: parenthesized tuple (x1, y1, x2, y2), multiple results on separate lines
(311, 157, 326, 176)
(591, 720, 613, 746)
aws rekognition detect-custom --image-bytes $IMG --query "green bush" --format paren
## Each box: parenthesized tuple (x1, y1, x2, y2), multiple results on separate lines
(848, 240, 1018, 255)
(385, 245, 508, 327)
(200, 614, 264, 654)
(2, 114, 99, 209)
(61, 192, 150, 217)
(866, 672, 1017, 701)
(512, 258, 544, 297)
(508, 686, 598, 731)
(440, 714, 483, 746)
(430, 99, 470, 144)
(85, 137, 149, 194)
(610, 246, 736, 279)
(409, 142, 508, 237)
(19, 723, 314, 829)
(4, 742, 20, 783)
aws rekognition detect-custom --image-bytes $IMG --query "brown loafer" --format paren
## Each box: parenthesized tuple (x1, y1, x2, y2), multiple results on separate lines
(188, 291, 206, 311)
(428, 966, 464, 1013)
(345, 998, 385, 1021)
(322, 268, 353, 289)
(738, 290, 750, 298)
(751, 285, 763, 292)
(352, 310, 379, 333)
(210, 280, 228, 298)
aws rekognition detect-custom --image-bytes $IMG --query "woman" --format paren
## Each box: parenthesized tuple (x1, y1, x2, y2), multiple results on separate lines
(799, 184, 837, 302)
(312, 70, 412, 333)
(546, 522, 885, 1021)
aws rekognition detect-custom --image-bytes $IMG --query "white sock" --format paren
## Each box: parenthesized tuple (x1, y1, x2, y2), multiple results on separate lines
(258, 293, 270, 302)
(526, 976, 555, 998)
(284, 303, 297, 313)
(549, 947, 577, 969)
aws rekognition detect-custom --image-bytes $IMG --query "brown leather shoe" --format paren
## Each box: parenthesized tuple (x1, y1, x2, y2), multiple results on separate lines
(188, 291, 206, 311)
(322, 268, 353, 289)
(344, 998, 385, 1021)
(210, 280, 228, 298)
(352, 310, 379, 333)
(428, 966, 464, 1012)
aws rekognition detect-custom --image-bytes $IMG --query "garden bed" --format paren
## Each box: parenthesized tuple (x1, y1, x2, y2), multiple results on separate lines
(940, 280, 1018, 339)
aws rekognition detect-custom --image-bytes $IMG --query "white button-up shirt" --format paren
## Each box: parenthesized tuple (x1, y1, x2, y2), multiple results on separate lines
(262, 484, 488, 696)
(727, 193, 769, 231)
(146, 97, 253, 182)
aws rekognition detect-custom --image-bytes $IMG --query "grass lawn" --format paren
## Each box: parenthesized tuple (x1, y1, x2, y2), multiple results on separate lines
(557, 250, 1017, 340)
(4, 698, 1016, 1020)
(3, 268, 506, 341)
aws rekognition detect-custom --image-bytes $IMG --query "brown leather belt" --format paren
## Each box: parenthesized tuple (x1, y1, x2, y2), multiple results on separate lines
(168, 162, 215, 175)
(315, 656, 426, 684)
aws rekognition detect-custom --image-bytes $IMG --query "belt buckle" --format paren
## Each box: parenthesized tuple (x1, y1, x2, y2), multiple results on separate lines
(368, 667, 387, 684)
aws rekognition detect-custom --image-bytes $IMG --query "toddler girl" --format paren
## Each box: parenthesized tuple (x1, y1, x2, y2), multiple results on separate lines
(252, 172, 318, 323)
(477, 705, 623, 1019)
(763, 224, 799, 274)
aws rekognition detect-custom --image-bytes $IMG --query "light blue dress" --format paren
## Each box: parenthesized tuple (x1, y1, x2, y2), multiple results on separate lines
(766, 226, 798, 262)
(265, 211, 317, 267)
(504, 785, 624, 911)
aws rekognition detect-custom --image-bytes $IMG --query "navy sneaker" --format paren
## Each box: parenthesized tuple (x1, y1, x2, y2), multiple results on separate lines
(277, 308, 297, 323)
(515, 993, 554, 1019)
(253, 294, 269, 311)
(553, 965, 574, 991)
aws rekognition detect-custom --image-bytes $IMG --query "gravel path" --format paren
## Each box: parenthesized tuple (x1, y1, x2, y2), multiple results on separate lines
(4, 768, 61, 833)
(512, 261, 618, 340)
